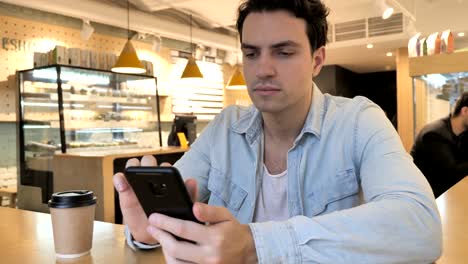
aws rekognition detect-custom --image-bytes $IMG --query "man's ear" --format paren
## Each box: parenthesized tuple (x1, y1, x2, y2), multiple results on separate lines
(312, 46, 326, 77)
(462, 106, 468, 116)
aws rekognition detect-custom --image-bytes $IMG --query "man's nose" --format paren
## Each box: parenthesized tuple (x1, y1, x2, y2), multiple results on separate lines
(256, 55, 276, 79)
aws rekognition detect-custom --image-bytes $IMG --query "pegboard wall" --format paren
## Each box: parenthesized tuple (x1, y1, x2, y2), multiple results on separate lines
(0, 13, 177, 173)
(0, 14, 175, 122)
(0, 11, 250, 174)
(0, 13, 250, 122)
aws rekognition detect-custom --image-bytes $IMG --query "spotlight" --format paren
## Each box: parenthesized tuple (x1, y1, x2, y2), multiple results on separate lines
(152, 35, 162, 52)
(80, 20, 94, 41)
(379, 0, 394, 20)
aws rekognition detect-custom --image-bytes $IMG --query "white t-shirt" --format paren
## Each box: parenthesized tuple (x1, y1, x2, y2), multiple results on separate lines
(253, 164, 289, 222)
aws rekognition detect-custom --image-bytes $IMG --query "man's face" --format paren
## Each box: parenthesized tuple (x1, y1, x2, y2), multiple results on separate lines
(241, 11, 325, 114)
(462, 106, 468, 131)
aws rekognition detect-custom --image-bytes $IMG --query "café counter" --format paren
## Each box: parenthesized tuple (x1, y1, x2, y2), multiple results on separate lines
(0, 207, 164, 264)
(53, 147, 187, 223)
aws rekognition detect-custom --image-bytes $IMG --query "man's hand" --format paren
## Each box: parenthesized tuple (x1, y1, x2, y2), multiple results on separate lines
(112, 155, 198, 245)
(147, 202, 258, 264)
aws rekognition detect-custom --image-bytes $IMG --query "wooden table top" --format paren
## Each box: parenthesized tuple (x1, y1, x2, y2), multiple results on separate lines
(436, 176, 468, 264)
(0, 207, 165, 264)
(54, 146, 187, 159)
(3, 176, 467, 263)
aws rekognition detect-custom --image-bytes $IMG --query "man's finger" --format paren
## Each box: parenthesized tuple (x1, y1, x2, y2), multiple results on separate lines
(161, 162, 172, 167)
(193, 202, 234, 223)
(184, 178, 198, 202)
(126, 158, 140, 168)
(148, 226, 204, 264)
(148, 213, 208, 243)
(141, 155, 157, 166)
(113, 172, 156, 244)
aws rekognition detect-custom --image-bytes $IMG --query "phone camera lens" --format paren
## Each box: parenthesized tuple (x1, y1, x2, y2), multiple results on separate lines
(149, 182, 168, 197)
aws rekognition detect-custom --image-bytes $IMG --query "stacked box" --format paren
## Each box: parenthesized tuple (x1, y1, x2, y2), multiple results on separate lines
(67, 48, 81, 66)
(80, 50, 91, 68)
(33, 52, 45, 67)
(90, 51, 99, 69)
(49, 46, 67, 65)
(98, 52, 108, 70)
(107, 53, 117, 70)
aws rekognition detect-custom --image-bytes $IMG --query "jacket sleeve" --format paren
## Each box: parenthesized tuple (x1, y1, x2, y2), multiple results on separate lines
(249, 104, 442, 264)
(173, 112, 224, 203)
(421, 132, 468, 180)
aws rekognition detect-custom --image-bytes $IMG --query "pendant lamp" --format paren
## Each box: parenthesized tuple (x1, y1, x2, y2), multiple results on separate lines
(226, 34, 246, 89)
(181, 14, 203, 79)
(112, 0, 146, 74)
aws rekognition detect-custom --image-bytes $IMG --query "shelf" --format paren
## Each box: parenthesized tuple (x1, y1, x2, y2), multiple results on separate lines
(21, 92, 51, 99)
(409, 50, 468, 76)
(23, 94, 155, 107)
(55, 94, 151, 105)
(52, 120, 159, 130)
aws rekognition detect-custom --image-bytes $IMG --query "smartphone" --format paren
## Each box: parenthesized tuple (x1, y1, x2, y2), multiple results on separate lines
(124, 166, 201, 224)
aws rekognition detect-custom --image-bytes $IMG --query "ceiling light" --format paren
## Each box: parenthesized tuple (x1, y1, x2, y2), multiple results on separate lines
(367, 43, 374, 49)
(111, 0, 146, 74)
(386, 52, 393, 57)
(80, 20, 94, 41)
(227, 33, 246, 90)
(382, 7, 394, 19)
(379, 0, 394, 20)
(181, 14, 203, 79)
(152, 34, 162, 52)
(458, 32, 465, 37)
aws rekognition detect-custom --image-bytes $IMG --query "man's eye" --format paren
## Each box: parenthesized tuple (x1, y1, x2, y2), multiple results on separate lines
(277, 51, 294, 57)
(244, 52, 258, 59)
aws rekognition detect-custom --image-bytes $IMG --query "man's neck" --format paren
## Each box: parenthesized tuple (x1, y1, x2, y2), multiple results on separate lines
(450, 115, 466, 136)
(262, 90, 312, 144)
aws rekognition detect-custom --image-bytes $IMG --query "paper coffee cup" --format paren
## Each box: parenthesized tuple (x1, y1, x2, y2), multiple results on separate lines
(48, 190, 97, 259)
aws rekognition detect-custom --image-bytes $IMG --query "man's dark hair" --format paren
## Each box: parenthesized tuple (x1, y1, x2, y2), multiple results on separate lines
(453, 92, 468, 116)
(236, 0, 329, 52)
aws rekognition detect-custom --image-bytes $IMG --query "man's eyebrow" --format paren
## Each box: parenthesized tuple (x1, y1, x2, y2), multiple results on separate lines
(241, 40, 300, 50)
(241, 43, 258, 50)
(270, 40, 300, 49)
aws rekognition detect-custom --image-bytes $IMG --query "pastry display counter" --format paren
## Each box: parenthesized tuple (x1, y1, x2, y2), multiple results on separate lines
(17, 65, 163, 206)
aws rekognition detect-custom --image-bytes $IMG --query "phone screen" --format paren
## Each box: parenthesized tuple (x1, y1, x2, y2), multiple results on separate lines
(124, 166, 201, 223)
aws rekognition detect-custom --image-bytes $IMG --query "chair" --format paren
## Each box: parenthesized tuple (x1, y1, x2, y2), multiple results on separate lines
(0, 186, 17, 208)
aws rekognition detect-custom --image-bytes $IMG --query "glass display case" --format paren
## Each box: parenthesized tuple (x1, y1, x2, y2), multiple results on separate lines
(17, 65, 162, 202)
(411, 50, 468, 138)
(413, 72, 468, 135)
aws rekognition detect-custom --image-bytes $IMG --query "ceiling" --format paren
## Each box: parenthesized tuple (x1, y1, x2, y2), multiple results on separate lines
(4, 0, 468, 73)
(101, 0, 468, 73)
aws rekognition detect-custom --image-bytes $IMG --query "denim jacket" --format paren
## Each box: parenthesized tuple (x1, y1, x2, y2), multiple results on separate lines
(173, 85, 442, 263)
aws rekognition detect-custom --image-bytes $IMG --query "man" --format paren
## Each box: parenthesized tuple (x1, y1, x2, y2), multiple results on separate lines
(411, 92, 468, 197)
(113, 0, 442, 263)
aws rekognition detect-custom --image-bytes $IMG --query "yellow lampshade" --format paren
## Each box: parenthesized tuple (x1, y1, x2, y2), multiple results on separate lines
(226, 65, 246, 89)
(112, 39, 146, 74)
(181, 56, 203, 78)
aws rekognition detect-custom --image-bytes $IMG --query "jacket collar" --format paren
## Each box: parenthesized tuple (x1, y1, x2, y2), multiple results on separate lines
(231, 83, 326, 144)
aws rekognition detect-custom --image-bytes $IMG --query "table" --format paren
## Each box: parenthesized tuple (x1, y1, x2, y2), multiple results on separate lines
(436, 176, 468, 264)
(0, 207, 165, 264)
